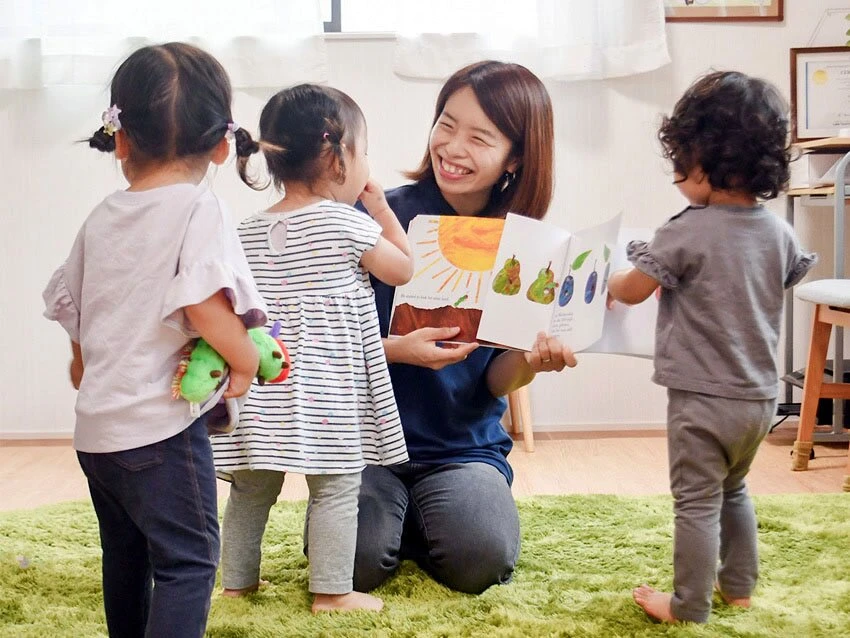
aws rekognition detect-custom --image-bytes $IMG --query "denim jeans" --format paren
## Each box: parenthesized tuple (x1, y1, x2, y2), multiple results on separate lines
(77, 416, 219, 638)
(353, 462, 520, 594)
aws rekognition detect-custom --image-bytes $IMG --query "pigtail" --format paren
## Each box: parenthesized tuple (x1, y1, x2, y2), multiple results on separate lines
(87, 127, 116, 153)
(234, 127, 270, 191)
(322, 118, 347, 184)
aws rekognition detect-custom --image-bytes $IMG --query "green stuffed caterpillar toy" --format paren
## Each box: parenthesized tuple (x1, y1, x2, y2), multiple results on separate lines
(172, 321, 291, 434)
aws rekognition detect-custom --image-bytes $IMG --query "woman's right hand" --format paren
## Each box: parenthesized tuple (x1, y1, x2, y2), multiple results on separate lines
(384, 327, 479, 370)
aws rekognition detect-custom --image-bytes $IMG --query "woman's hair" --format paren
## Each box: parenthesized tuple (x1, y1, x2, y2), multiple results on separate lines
(235, 84, 365, 191)
(406, 60, 554, 220)
(658, 70, 791, 200)
(87, 42, 234, 163)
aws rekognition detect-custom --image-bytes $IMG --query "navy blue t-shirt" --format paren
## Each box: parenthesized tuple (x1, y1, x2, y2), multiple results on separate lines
(362, 179, 514, 483)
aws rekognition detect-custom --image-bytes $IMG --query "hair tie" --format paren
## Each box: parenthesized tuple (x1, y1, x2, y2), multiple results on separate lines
(226, 121, 240, 140)
(322, 131, 330, 141)
(101, 105, 122, 136)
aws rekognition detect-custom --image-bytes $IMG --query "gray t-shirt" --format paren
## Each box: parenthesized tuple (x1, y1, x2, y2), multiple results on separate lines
(628, 204, 816, 400)
(43, 183, 267, 453)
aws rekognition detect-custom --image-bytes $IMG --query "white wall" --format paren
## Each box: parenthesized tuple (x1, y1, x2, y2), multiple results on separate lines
(2, 1, 846, 437)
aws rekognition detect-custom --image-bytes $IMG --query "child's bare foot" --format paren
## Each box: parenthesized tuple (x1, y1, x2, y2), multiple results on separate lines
(221, 579, 269, 597)
(311, 591, 384, 613)
(715, 582, 751, 608)
(632, 584, 677, 623)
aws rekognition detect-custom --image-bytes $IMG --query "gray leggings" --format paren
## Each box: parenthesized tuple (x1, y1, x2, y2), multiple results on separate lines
(666, 389, 775, 623)
(221, 469, 361, 594)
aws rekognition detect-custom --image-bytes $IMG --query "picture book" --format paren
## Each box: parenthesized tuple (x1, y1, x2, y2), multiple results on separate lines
(389, 212, 655, 353)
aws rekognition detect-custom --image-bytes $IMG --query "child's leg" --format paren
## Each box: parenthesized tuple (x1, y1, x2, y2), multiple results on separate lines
(659, 390, 728, 623)
(77, 454, 151, 638)
(221, 469, 285, 593)
(305, 472, 382, 612)
(78, 416, 220, 638)
(717, 397, 775, 603)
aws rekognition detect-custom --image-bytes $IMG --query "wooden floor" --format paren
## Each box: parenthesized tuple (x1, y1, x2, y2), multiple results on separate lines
(0, 421, 846, 512)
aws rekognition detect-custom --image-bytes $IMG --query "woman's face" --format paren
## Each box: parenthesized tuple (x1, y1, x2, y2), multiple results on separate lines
(428, 86, 518, 216)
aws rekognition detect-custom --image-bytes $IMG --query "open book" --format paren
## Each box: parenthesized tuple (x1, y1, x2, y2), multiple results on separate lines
(390, 212, 656, 354)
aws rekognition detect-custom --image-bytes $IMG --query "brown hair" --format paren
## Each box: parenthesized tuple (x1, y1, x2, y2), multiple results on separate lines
(405, 60, 554, 219)
(88, 42, 233, 162)
(658, 70, 791, 200)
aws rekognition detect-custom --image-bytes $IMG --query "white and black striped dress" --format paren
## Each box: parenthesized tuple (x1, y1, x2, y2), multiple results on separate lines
(211, 201, 408, 476)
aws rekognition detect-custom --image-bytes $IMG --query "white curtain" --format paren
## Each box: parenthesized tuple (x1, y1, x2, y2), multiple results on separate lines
(0, 0, 327, 88)
(393, 0, 670, 81)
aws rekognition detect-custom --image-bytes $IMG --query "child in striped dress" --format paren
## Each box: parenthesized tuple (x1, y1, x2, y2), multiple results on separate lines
(211, 84, 413, 613)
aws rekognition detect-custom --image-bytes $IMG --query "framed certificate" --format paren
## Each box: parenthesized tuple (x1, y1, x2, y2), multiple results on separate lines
(791, 47, 850, 142)
(664, 0, 782, 22)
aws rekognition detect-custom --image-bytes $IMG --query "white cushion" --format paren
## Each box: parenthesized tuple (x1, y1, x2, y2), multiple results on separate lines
(795, 279, 850, 307)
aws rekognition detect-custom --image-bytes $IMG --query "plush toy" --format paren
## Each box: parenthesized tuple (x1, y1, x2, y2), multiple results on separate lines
(172, 322, 291, 433)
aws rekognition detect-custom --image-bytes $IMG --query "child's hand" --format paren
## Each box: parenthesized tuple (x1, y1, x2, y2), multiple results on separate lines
(358, 179, 392, 219)
(223, 369, 254, 399)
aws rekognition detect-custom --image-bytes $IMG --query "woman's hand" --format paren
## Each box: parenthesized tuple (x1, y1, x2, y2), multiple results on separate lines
(523, 332, 577, 373)
(384, 327, 478, 370)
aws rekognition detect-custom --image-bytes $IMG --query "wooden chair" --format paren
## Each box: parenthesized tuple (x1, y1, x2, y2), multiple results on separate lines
(507, 386, 534, 452)
(790, 279, 850, 490)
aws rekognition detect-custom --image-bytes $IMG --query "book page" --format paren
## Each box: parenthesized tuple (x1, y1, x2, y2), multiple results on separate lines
(547, 213, 622, 352)
(475, 214, 572, 350)
(584, 227, 658, 358)
(389, 215, 506, 343)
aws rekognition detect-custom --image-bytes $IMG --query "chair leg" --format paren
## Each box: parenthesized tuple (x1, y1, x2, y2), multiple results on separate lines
(792, 306, 831, 471)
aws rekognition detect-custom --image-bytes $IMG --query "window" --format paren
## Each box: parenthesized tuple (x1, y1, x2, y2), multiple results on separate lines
(322, 0, 399, 33)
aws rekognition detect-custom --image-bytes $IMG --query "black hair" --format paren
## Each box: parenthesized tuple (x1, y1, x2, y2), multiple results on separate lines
(88, 42, 235, 162)
(658, 70, 791, 200)
(235, 83, 365, 191)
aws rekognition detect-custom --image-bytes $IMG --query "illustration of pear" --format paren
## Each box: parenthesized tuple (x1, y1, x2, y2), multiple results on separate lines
(526, 261, 557, 305)
(491, 254, 522, 296)
(600, 244, 612, 296)
(585, 260, 598, 304)
(558, 268, 574, 307)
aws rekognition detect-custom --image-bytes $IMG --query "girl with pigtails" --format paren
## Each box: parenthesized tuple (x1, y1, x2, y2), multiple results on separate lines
(211, 83, 413, 613)
(43, 43, 267, 637)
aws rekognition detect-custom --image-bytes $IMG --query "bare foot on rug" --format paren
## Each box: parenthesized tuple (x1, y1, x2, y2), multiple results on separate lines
(632, 584, 677, 623)
(221, 579, 270, 597)
(312, 591, 384, 613)
(715, 583, 751, 608)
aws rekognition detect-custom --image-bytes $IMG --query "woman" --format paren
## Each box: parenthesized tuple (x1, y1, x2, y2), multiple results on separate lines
(354, 61, 576, 595)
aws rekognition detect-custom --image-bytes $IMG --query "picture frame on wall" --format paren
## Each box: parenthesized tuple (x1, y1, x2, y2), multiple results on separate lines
(664, 0, 783, 22)
(791, 47, 850, 143)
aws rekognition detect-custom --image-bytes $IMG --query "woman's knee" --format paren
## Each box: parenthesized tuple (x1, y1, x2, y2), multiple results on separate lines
(427, 528, 519, 594)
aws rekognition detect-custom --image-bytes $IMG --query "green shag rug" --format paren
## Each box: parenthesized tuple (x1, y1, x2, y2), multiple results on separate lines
(1, 494, 849, 637)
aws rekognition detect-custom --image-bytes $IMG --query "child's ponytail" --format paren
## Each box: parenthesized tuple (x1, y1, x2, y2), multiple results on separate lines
(234, 127, 266, 191)
(88, 127, 117, 153)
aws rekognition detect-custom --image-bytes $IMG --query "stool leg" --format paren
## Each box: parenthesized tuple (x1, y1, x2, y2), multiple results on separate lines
(792, 306, 831, 471)
(844, 455, 850, 492)
(516, 385, 534, 453)
(508, 390, 522, 436)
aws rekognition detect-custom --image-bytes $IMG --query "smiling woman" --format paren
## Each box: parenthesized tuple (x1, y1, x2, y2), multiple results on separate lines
(354, 60, 579, 597)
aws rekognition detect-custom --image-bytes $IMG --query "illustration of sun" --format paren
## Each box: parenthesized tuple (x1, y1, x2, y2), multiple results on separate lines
(412, 217, 504, 304)
(812, 68, 828, 85)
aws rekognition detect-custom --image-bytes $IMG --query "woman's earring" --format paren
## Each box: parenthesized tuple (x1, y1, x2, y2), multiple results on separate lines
(499, 171, 516, 193)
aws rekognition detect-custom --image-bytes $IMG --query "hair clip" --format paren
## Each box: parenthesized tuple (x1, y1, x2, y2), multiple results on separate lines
(322, 131, 330, 141)
(226, 121, 240, 140)
(101, 105, 122, 136)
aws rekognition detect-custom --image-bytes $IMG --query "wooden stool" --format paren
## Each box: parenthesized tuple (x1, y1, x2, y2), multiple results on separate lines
(507, 386, 534, 452)
(790, 279, 850, 490)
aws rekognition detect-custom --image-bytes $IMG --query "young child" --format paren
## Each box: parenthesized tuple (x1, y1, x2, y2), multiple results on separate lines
(42, 43, 267, 637)
(606, 70, 816, 624)
(212, 83, 413, 613)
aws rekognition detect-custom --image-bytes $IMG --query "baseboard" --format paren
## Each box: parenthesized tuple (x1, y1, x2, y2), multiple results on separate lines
(1, 433, 73, 446)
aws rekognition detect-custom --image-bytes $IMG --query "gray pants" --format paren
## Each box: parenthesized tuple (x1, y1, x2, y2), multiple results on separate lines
(221, 469, 361, 594)
(666, 389, 775, 623)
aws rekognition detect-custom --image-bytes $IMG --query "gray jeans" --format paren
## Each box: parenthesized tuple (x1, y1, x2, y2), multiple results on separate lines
(666, 389, 775, 623)
(221, 469, 361, 594)
(351, 461, 520, 594)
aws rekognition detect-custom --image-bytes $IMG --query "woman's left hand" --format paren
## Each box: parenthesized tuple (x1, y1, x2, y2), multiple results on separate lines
(524, 331, 577, 372)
